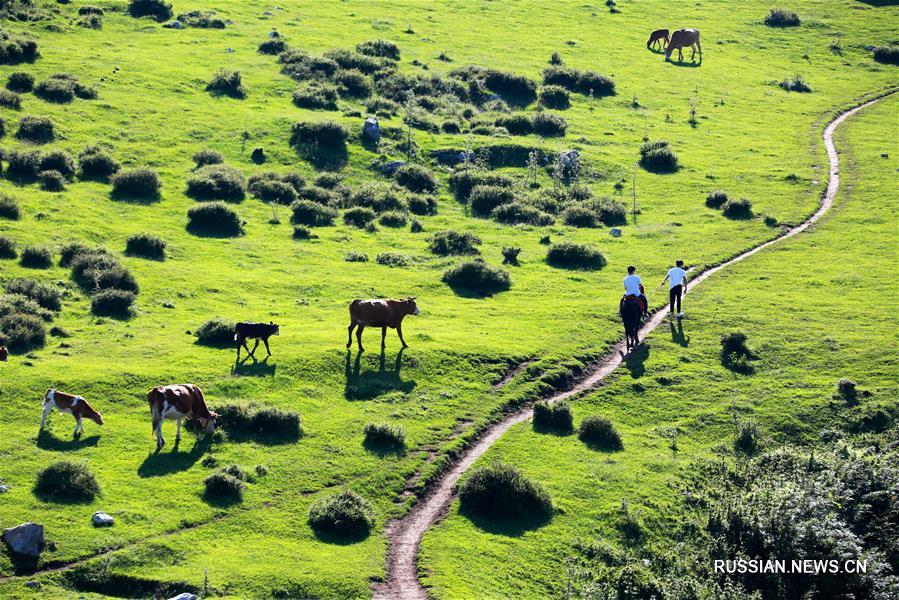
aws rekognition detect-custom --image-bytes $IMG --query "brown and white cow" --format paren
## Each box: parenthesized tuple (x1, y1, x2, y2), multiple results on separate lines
(147, 384, 218, 451)
(0, 346, 8, 362)
(41, 389, 104, 437)
(346, 297, 420, 352)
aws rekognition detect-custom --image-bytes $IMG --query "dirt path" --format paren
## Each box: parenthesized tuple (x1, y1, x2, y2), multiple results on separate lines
(372, 91, 896, 600)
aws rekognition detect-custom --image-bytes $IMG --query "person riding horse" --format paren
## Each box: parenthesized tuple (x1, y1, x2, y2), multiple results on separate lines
(620, 265, 649, 318)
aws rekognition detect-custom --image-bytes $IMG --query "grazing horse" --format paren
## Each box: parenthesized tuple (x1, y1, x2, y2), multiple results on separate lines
(666, 28, 702, 62)
(620, 296, 643, 352)
(647, 29, 669, 51)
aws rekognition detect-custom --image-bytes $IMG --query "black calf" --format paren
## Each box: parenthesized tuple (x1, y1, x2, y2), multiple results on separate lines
(235, 321, 280, 360)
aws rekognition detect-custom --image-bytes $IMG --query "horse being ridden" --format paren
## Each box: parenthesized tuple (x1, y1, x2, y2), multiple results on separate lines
(621, 297, 643, 352)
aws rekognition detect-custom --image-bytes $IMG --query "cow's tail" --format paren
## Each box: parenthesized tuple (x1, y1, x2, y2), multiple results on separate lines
(148, 388, 160, 433)
(42, 388, 53, 407)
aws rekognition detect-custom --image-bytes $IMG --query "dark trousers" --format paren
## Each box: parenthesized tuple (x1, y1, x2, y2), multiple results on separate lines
(669, 285, 682, 313)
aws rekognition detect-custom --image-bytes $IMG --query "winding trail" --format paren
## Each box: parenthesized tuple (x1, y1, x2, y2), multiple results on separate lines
(372, 91, 896, 600)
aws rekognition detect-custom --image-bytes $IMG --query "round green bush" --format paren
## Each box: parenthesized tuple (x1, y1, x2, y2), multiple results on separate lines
(38, 170, 65, 191)
(363, 422, 405, 450)
(407, 194, 437, 216)
(90, 289, 136, 317)
(39, 150, 76, 180)
(764, 8, 800, 27)
(394, 163, 438, 194)
(495, 113, 533, 136)
(111, 168, 161, 200)
(20, 245, 52, 268)
(16, 116, 55, 143)
(561, 204, 600, 228)
(539, 85, 570, 109)
(290, 121, 348, 150)
(335, 69, 372, 99)
(546, 242, 606, 270)
(35, 461, 99, 502)
(872, 45, 899, 65)
(470, 185, 515, 217)
(5, 278, 61, 311)
(542, 65, 615, 96)
(297, 186, 339, 206)
(375, 252, 409, 267)
(442, 259, 511, 294)
(0, 194, 20, 220)
(78, 146, 119, 180)
(253, 179, 298, 205)
(0, 235, 17, 259)
(722, 198, 753, 219)
(459, 462, 552, 520)
(195, 317, 235, 347)
(490, 202, 554, 226)
(308, 489, 375, 538)
(186, 164, 246, 202)
(204, 470, 244, 503)
(206, 68, 246, 99)
(0, 294, 52, 321)
(639, 140, 679, 173)
(449, 169, 514, 202)
(533, 400, 573, 433)
(58, 242, 96, 267)
(215, 403, 301, 439)
(349, 183, 408, 212)
(187, 202, 243, 236)
(427, 230, 481, 256)
(6, 149, 41, 179)
(258, 38, 288, 55)
(292, 81, 339, 110)
(705, 189, 729, 209)
(532, 111, 567, 137)
(0, 89, 21, 110)
(125, 233, 166, 260)
(192, 149, 223, 167)
(579, 415, 623, 450)
(0, 312, 46, 351)
(343, 206, 376, 228)
(128, 0, 173, 21)
(35, 77, 75, 103)
(6, 72, 34, 93)
(356, 39, 400, 60)
(344, 250, 368, 262)
(378, 211, 407, 228)
(290, 200, 337, 227)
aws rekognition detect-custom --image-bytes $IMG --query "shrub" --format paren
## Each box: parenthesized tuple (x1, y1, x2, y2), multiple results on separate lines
(470, 185, 515, 217)
(0, 88, 20, 110)
(501, 246, 520, 265)
(363, 422, 405, 450)
(491, 201, 554, 226)
(441, 120, 461, 134)
(344, 250, 368, 262)
(0, 194, 19, 220)
(177, 10, 226, 29)
(0, 33, 38, 65)
(705, 189, 728, 209)
(291, 200, 337, 227)
(35, 77, 74, 103)
(449, 169, 514, 202)
(872, 45, 899, 65)
(186, 164, 246, 202)
(292, 81, 339, 110)
(343, 206, 376, 228)
(0, 235, 16, 259)
(314, 173, 342, 189)
(5, 148, 41, 179)
(39, 150, 75, 179)
(128, 0, 172, 21)
(16, 115, 54, 143)
(258, 38, 288, 55)
(215, 403, 301, 439)
(779, 74, 811, 93)
(356, 39, 400, 60)
(348, 183, 407, 212)
(579, 415, 623, 450)
(720, 331, 755, 373)
(639, 140, 679, 172)
(20, 245, 51, 268)
(0, 294, 52, 321)
(764, 8, 800, 27)
(542, 65, 615, 96)
(192, 149, 223, 168)
(34, 461, 98, 501)
(532, 111, 567, 137)
(442, 259, 511, 294)
(5, 277, 61, 310)
(335, 69, 372, 99)
(459, 462, 552, 520)
(561, 204, 600, 228)
(297, 186, 339, 206)
(0, 312, 45, 351)
(206, 69, 246, 99)
(836, 378, 858, 404)
(253, 179, 297, 205)
(495, 113, 533, 135)
(410, 218, 424, 233)
(325, 48, 385, 74)
(69, 252, 137, 293)
(546, 242, 606, 270)
(125, 233, 166, 260)
(375, 252, 409, 267)
(734, 420, 763, 455)
(203, 470, 244, 503)
(538, 85, 570, 109)
(308, 489, 375, 538)
(38, 169, 65, 191)
(6, 71, 33, 93)
(532, 400, 573, 433)
(90, 289, 135, 317)
(406, 194, 436, 216)
(722, 197, 753, 219)
(587, 197, 627, 226)
(195, 317, 235, 347)
(58, 242, 95, 267)
(78, 146, 119, 180)
(427, 230, 480, 256)
(394, 163, 438, 194)
(378, 211, 407, 228)
(77, 14, 103, 29)
(111, 168, 161, 200)
(290, 120, 348, 150)
(187, 202, 243, 236)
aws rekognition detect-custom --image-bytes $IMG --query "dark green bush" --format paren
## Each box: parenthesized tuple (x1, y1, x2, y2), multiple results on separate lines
(78, 6, 105, 16)
(363, 422, 405, 450)
(20, 245, 51, 268)
(449, 169, 514, 202)
(69, 252, 135, 292)
(722, 197, 753, 219)
(177, 10, 226, 28)
(292, 81, 339, 110)
(206, 68, 246, 99)
(836, 378, 858, 404)
(495, 113, 533, 135)
(442, 259, 511, 294)
(258, 37, 287, 55)
(0, 32, 38, 65)
(0, 194, 19, 220)
(579, 415, 623, 450)
(542, 65, 615, 96)
(546, 242, 606, 270)
(39, 150, 75, 180)
(407, 194, 437, 215)
(779, 74, 811, 93)
(0, 294, 52, 322)
(58, 242, 96, 267)
(0, 312, 45, 351)
(290, 200, 336, 227)
(470, 185, 515, 217)
(77, 14, 103, 29)
(872, 45, 899, 65)
(6, 277, 61, 311)
(533, 400, 573, 433)
(343, 206, 376, 228)
(427, 230, 481, 255)
(290, 120, 348, 150)
(297, 186, 339, 206)
(111, 168, 161, 200)
(459, 462, 552, 520)
(0, 88, 20, 110)
(203, 470, 244, 503)
(186, 164, 246, 202)
(16, 115, 54, 143)
(5, 148, 41, 179)
(73, 82, 97, 100)
(192, 149, 223, 167)
(34, 461, 98, 501)
(125, 233, 166, 260)
(356, 39, 400, 60)
(6, 72, 33, 93)
(128, 0, 172, 21)
(215, 403, 301, 439)
(394, 163, 438, 194)
(35, 77, 74, 102)
(734, 420, 763, 455)
(720, 331, 755, 373)
(561, 204, 600, 227)
(451, 65, 537, 106)
(78, 145, 119, 180)
(308, 489, 375, 538)
(195, 317, 235, 347)
(325, 49, 385, 74)
(705, 189, 728, 209)
(252, 179, 297, 205)
(538, 85, 570, 109)
(90, 289, 135, 317)
(314, 173, 342, 189)
(532, 111, 567, 137)
(491, 201, 554, 226)
(639, 140, 679, 173)
(0, 235, 16, 259)
(187, 201, 243, 236)
(375, 252, 409, 267)
(764, 8, 800, 27)
(38, 169, 65, 191)
(335, 69, 372, 99)
(348, 183, 407, 212)
(378, 211, 407, 227)
(344, 250, 368, 262)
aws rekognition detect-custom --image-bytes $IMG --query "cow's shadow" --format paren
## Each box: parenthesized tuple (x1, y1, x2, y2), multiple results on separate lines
(231, 355, 277, 377)
(137, 437, 210, 478)
(666, 57, 702, 68)
(36, 429, 100, 451)
(344, 348, 416, 400)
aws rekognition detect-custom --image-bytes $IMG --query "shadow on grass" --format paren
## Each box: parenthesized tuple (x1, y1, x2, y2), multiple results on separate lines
(202, 490, 244, 508)
(185, 223, 244, 238)
(624, 343, 649, 378)
(310, 526, 371, 545)
(36, 429, 100, 451)
(666, 58, 702, 68)
(344, 348, 415, 400)
(460, 506, 552, 537)
(222, 426, 301, 446)
(231, 355, 277, 377)
(670, 320, 690, 347)
(361, 438, 406, 457)
(137, 438, 209, 478)
(532, 422, 574, 437)
(109, 190, 161, 205)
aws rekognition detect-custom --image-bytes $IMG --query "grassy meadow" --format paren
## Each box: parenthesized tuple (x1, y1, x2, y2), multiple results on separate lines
(0, 0, 896, 597)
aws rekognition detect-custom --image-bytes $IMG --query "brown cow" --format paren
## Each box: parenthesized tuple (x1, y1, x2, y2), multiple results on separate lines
(41, 389, 104, 437)
(147, 384, 218, 451)
(0, 346, 7, 362)
(647, 28, 669, 51)
(346, 298, 420, 352)
(666, 28, 702, 63)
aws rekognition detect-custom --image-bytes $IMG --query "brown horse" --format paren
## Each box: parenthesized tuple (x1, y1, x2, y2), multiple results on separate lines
(647, 29, 669, 51)
(666, 28, 702, 63)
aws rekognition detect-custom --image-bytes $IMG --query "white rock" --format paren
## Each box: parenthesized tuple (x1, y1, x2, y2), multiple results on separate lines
(92, 512, 114, 527)
(168, 594, 198, 600)
(2, 522, 45, 559)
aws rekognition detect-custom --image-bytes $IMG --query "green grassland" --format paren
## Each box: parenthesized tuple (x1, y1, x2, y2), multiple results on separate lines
(419, 91, 899, 598)
(0, 0, 896, 597)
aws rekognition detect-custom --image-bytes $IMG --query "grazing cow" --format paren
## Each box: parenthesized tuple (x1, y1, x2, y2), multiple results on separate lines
(666, 28, 702, 62)
(647, 28, 669, 51)
(0, 346, 7, 362)
(235, 321, 280, 360)
(147, 384, 218, 451)
(347, 298, 420, 352)
(40, 389, 104, 437)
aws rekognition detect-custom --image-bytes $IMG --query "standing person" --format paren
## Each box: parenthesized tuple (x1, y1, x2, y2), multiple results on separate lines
(621, 265, 649, 318)
(660, 260, 688, 318)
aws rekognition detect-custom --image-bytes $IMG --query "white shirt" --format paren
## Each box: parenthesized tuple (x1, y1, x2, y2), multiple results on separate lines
(623, 274, 642, 296)
(667, 267, 687, 288)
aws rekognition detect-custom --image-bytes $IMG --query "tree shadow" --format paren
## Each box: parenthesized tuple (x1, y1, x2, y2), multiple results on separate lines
(460, 507, 552, 537)
(109, 190, 162, 205)
(36, 429, 100, 451)
(344, 348, 415, 400)
(623, 344, 649, 378)
(231, 355, 277, 377)
(137, 437, 210, 478)
(670, 320, 690, 347)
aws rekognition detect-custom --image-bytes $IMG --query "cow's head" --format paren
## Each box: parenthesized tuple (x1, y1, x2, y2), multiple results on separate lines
(198, 411, 219, 435)
(404, 297, 420, 316)
(91, 411, 104, 426)
(270, 321, 280, 336)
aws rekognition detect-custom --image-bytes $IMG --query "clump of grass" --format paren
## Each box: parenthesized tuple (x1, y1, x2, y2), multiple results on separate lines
(375, 252, 409, 267)
(187, 202, 243, 236)
(39, 170, 65, 191)
(442, 259, 511, 295)
(0, 235, 17, 259)
(34, 461, 99, 502)
(192, 149, 224, 168)
(16, 115, 54, 143)
(538, 85, 570, 109)
(410, 218, 424, 233)
(720, 331, 756, 373)
(836, 378, 858, 405)
(722, 197, 753, 219)
(427, 230, 481, 256)
(546, 242, 606, 270)
(394, 163, 437, 194)
(363, 422, 405, 451)
(501, 246, 520, 265)
(125, 233, 166, 260)
(764, 8, 800, 27)
(308, 489, 375, 538)
(378, 211, 407, 228)
(779, 74, 811, 93)
(177, 9, 226, 29)
(532, 400, 573, 434)
(0, 31, 38, 65)
(579, 415, 623, 451)
(734, 420, 763, 455)
(292, 226, 315, 240)
(40, 150, 76, 180)
(90, 289, 135, 317)
(0, 312, 45, 351)
(0, 88, 21, 109)
(470, 185, 515, 217)
(128, 0, 172, 21)
(203, 469, 245, 503)
(215, 403, 301, 440)
(491, 202, 554, 226)
(292, 81, 339, 110)
(186, 164, 246, 202)
(6, 278, 61, 311)
(542, 65, 615, 96)
(407, 194, 437, 215)
(532, 111, 567, 137)
(258, 37, 288, 55)
(459, 462, 552, 521)
(6, 72, 34, 93)
(206, 69, 246, 99)
(872, 45, 899, 65)
(6, 149, 40, 179)
(344, 250, 368, 262)
(343, 206, 376, 228)
(639, 140, 679, 173)
(35, 77, 74, 103)
(291, 200, 337, 227)
(195, 317, 235, 347)
(111, 168, 161, 201)
(356, 39, 400, 60)
(78, 145, 119, 180)
(705, 189, 728, 209)
(19, 245, 52, 268)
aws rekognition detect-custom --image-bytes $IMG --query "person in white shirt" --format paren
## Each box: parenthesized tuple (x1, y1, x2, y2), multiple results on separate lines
(660, 260, 688, 318)
(621, 265, 648, 317)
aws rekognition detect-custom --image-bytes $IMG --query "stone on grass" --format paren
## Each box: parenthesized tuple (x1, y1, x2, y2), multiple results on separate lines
(378, 160, 406, 176)
(2, 522, 45, 559)
(363, 117, 381, 143)
(92, 512, 114, 527)
(167, 594, 198, 600)
(609, 228, 622, 237)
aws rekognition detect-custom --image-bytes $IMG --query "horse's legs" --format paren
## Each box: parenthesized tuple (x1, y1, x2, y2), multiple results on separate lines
(696, 39, 702, 60)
